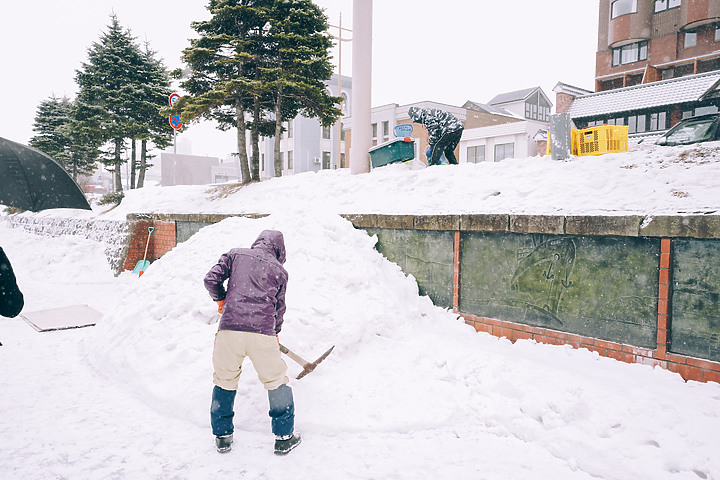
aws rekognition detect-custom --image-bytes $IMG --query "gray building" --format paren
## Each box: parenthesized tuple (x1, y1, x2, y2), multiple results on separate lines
(258, 74, 352, 177)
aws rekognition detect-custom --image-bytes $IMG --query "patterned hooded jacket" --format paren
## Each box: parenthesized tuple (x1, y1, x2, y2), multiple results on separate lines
(204, 230, 288, 336)
(408, 107, 463, 145)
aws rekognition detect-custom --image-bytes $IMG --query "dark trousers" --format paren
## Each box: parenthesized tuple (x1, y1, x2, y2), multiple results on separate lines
(211, 384, 295, 437)
(430, 128, 463, 165)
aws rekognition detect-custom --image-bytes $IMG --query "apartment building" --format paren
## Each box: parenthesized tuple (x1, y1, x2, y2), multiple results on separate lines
(558, 0, 720, 137)
(597, 0, 720, 91)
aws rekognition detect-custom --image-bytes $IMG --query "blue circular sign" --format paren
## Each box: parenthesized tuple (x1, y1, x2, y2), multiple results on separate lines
(169, 115, 183, 130)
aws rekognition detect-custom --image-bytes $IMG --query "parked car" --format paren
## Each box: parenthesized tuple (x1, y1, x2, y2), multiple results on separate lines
(656, 113, 720, 146)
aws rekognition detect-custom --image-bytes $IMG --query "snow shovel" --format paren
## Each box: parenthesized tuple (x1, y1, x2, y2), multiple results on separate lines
(279, 344, 334, 379)
(132, 226, 155, 277)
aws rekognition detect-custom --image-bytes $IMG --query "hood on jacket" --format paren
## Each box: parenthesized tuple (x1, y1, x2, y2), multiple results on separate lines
(408, 106, 427, 124)
(251, 230, 286, 264)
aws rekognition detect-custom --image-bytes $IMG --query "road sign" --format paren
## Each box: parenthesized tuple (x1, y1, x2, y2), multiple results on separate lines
(169, 93, 180, 107)
(169, 115, 183, 130)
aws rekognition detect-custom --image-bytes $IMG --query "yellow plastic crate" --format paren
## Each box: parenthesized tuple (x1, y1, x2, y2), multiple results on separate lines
(577, 125, 629, 156)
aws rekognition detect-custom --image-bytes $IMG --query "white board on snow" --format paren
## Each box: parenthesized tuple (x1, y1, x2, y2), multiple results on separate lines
(21, 305, 103, 332)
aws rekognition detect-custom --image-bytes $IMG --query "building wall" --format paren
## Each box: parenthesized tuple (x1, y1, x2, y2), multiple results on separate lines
(259, 74, 351, 178)
(160, 153, 219, 186)
(460, 120, 548, 162)
(596, 0, 720, 91)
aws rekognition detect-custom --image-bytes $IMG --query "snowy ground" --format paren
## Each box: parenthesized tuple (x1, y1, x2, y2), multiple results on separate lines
(2, 143, 720, 479)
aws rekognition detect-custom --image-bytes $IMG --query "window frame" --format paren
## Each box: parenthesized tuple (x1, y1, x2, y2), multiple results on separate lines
(654, 0, 681, 13)
(611, 0, 637, 19)
(611, 40, 648, 66)
(494, 143, 514, 162)
(467, 145, 485, 163)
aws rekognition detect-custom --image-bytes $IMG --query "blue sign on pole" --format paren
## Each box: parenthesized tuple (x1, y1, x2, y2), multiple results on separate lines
(169, 115, 183, 130)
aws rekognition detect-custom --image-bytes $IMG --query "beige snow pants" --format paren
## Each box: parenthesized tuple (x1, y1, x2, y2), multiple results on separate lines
(212, 330, 289, 391)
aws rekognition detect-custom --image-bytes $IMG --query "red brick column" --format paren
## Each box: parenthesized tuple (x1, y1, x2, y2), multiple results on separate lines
(123, 220, 177, 271)
(655, 238, 671, 360)
(453, 231, 461, 313)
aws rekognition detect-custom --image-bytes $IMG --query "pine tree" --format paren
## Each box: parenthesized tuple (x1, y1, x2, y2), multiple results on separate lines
(29, 96, 73, 169)
(134, 43, 174, 188)
(178, 0, 268, 184)
(263, 0, 341, 177)
(29, 95, 98, 181)
(74, 15, 147, 192)
(177, 0, 341, 182)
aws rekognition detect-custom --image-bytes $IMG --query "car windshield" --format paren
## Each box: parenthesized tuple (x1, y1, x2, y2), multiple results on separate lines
(663, 118, 716, 145)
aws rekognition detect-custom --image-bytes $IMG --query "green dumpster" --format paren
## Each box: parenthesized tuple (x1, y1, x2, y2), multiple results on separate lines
(368, 137, 415, 168)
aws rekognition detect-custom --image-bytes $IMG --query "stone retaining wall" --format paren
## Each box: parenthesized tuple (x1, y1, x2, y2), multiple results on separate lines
(7, 211, 720, 383)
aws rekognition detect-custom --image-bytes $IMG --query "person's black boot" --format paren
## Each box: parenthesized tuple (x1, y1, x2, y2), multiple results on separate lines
(215, 434, 233, 453)
(274, 433, 301, 455)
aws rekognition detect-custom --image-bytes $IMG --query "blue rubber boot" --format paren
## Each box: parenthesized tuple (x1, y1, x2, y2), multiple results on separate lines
(211, 386, 236, 452)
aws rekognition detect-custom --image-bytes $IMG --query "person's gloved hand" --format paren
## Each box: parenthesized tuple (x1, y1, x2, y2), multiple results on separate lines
(216, 299, 225, 314)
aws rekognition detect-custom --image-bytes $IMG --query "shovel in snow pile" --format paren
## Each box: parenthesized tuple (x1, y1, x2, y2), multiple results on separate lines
(132, 226, 155, 277)
(279, 344, 334, 379)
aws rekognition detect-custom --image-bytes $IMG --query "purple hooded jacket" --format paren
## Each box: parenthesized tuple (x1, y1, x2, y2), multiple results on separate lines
(204, 230, 288, 336)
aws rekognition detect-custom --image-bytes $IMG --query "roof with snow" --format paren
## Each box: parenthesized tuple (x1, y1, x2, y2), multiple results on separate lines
(487, 87, 542, 106)
(463, 100, 518, 118)
(566, 71, 720, 118)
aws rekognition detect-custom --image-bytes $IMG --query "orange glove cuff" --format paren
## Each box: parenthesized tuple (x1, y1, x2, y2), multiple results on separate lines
(216, 299, 225, 314)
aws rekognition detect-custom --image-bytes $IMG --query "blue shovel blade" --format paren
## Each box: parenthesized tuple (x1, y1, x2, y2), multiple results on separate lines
(132, 259, 150, 274)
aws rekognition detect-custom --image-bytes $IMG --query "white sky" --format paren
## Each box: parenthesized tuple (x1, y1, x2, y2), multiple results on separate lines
(0, 1, 598, 158)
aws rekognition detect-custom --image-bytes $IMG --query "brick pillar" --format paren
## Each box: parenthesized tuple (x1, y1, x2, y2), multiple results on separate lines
(453, 231, 461, 313)
(123, 220, 177, 271)
(656, 238, 672, 359)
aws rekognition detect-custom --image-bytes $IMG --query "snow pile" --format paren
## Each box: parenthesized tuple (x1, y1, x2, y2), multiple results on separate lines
(2, 145, 720, 479)
(97, 142, 720, 219)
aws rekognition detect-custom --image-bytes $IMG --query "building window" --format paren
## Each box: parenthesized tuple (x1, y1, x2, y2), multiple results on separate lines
(261, 154, 265, 172)
(494, 143, 514, 161)
(611, 41, 648, 66)
(341, 123, 345, 141)
(654, 0, 681, 13)
(467, 145, 485, 163)
(685, 31, 697, 48)
(322, 151, 331, 169)
(611, 0, 637, 19)
(649, 111, 668, 131)
(322, 125, 331, 139)
(524, 92, 551, 122)
(581, 110, 669, 132)
(340, 152, 346, 168)
(627, 114, 647, 133)
(287, 150, 293, 170)
(382, 121, 390, 142)
(371, 123, 378, 146)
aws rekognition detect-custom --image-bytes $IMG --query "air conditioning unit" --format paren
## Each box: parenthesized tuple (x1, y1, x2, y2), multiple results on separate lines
(313, 157, 321, 164)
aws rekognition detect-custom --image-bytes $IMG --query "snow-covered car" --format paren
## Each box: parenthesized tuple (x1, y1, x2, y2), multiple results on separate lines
(656, 113, 720, 146)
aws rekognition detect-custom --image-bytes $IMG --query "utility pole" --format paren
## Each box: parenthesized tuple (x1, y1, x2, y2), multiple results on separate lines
(328, 13, 352, 168)
(349, 0, 372, 175)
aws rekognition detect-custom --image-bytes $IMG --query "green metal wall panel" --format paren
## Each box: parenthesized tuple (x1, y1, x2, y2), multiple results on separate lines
(176, 221, 212, 244)
(671, 239, 720, 362)
(367, 228, 454, 309)
(460, 232, 659, 348)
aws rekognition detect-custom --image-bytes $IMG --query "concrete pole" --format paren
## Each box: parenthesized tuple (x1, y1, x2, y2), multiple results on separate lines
(350, 0, 372, 175)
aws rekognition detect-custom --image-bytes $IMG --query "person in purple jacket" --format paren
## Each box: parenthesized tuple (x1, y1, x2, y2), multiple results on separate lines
(204, 230, 301, 455)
